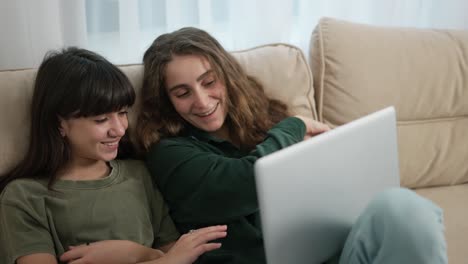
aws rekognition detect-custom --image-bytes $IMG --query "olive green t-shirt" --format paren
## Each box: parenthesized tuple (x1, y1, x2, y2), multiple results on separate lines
(0, 159, 179, 263)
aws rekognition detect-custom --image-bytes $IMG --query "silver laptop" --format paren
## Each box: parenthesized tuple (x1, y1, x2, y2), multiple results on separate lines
(254, 106, 400, 264)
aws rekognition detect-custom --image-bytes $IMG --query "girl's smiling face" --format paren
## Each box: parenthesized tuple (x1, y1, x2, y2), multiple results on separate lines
(60, 109, 129, 164)
(165, 54, 229, 138)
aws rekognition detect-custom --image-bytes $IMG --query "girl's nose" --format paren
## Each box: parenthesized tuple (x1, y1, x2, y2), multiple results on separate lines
(194, 90, 210, 108)
(108, 116, 127, 137)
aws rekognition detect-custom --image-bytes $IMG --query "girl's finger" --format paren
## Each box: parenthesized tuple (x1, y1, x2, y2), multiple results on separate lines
(191, 231, 227, 245)
(60, 247, 86, 262)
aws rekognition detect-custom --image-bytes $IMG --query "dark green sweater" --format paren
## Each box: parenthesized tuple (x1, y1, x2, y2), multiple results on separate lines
(145, 117, 306, 264)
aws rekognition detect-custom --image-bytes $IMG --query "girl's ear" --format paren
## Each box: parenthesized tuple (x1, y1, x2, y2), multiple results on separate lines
(58, 117, 67, 137)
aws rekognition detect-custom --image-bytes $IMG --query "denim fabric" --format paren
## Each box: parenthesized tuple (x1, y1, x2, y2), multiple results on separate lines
(336, 188, 447, 264)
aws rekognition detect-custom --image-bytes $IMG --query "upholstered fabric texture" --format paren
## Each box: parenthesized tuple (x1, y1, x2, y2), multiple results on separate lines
(310, 17, 468, 189)
(416, 183, 468, 264)
(0, 69, 36, 176)
(231, 44, 317, 119)
(0, 44, 315, 175)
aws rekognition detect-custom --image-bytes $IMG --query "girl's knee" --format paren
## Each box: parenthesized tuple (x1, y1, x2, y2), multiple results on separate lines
(368, 187, 445, 241)
(340, 188, 447, 263)
(370, 188, 442, 219)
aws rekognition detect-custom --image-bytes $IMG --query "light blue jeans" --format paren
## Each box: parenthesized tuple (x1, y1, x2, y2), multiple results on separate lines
(328, 188, 447, 264)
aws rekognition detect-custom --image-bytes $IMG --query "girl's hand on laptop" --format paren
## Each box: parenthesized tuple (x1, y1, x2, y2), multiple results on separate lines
(294, 115, 331, 140)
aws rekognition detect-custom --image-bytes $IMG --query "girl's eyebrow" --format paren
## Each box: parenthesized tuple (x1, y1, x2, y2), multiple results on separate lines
(196, 69, 214, 81)
(168, 69, 214, 92)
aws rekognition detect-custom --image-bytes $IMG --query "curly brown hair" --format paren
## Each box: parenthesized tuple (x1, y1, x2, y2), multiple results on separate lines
(137, 27, 289, 151)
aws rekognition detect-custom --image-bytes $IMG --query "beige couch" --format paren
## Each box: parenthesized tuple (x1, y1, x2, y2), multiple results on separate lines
(1, 17, 467, 263)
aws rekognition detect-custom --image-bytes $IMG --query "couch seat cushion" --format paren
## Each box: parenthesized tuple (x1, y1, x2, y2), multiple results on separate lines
(416, 184, 468, 264)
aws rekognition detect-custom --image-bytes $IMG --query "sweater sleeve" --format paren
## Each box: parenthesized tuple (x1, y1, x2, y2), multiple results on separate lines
(145, 117, 306, 224)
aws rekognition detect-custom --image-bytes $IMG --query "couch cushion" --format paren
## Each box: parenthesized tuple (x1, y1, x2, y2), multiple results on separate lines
(0, 44, 315, 175)
(310, 17, 468, 188)
(416, 184, 468, 264)
(0, 69, 36, 175)
(231, 44, 316, 118)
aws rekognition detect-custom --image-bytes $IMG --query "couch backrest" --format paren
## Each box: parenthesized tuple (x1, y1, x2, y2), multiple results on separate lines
(310, 17, 468, 188)
(0, 43, 316, 175)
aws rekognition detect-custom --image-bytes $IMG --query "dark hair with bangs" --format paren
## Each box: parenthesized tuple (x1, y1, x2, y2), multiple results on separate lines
(0, 47, 135, 191)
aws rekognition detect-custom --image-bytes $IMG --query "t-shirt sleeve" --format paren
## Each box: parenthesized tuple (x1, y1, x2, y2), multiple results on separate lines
(145, 117, 306, 224)
(138, 164, 180, 248)
(0, 185, 56, 263)
(151, 187, 180, 248)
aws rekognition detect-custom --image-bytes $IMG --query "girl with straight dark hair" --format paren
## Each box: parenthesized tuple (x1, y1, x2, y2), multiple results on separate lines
(0, 47, 226, 264)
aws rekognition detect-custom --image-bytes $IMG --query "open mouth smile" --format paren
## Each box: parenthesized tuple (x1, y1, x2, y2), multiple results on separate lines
(102, 141, 119, 147)
(195, 103, 219, 117)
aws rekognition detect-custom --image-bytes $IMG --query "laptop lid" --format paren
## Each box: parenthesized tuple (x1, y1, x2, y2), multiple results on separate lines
(254, 106, 400, 264)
